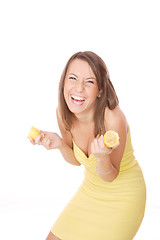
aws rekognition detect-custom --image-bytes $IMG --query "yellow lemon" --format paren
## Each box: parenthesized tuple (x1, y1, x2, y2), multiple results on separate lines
(103, 130, 119, 148)
(28, 126, 41, 140)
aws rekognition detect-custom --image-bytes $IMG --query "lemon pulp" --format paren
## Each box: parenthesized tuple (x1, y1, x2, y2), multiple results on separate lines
(103, 130, 119, 148)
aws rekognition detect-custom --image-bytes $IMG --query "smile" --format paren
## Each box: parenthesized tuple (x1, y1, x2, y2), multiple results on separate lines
(70, 94, 86, 105)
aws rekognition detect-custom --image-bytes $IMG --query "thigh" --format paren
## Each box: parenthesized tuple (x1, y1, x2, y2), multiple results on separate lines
(46, 231, 61, 240)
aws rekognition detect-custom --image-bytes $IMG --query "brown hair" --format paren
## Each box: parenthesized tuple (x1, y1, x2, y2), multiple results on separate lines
(58, 51, 119, 137)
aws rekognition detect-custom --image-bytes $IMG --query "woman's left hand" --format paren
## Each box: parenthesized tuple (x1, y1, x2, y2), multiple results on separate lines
(91, 135, 113, 159)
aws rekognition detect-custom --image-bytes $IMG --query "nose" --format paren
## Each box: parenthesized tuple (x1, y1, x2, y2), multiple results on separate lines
(75, 81, 84, 92)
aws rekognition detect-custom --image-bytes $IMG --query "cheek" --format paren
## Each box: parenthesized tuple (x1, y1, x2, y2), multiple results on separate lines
(63, 83, 68, 101)
(88, 87, 99, 99)
(64, 80, 70, 93)
(63, 82, 73, 105)
(64, 79, 73, 93)
(63, 87, 68, 103)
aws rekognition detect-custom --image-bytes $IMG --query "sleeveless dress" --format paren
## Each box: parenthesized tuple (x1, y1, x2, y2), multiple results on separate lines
(51, 126, 146, 240)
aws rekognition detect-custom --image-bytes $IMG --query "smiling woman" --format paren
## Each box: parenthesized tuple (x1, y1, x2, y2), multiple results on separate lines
(30, 51, 146, 240)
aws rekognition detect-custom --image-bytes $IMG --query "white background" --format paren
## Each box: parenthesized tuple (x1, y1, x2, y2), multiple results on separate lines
(0, 0, 160, 239)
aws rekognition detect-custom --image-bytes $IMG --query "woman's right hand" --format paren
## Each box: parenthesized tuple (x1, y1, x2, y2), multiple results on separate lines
(29, 130, 63, 150)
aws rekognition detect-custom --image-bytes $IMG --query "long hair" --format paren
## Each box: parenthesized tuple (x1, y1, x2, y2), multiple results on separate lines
(58, 51, 119, 137)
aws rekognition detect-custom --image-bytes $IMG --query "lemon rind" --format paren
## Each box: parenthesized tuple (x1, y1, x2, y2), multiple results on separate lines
(27, 127, 41, 140)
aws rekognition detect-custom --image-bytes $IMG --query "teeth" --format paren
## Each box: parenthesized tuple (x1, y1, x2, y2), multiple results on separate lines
(71, 95, 85, 101)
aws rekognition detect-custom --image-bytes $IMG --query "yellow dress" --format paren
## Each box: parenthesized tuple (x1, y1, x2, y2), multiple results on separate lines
(51, 126, 146, 240)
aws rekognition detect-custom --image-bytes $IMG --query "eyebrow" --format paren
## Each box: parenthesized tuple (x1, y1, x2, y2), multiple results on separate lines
(86, 77, 96, 80)
(69, 73, 96, 80)
(69, 73, 78, 77)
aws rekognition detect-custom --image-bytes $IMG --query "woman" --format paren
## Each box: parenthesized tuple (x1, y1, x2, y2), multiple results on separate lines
(30, 51, 146, 240)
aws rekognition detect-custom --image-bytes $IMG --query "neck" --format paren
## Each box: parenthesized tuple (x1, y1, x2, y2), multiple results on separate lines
(73, 111, 94, 125)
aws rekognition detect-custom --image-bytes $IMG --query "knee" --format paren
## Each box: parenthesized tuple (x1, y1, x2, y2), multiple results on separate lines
(46, 231, 61, 240)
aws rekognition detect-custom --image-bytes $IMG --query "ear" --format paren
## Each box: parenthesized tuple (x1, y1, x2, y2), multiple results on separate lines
(97, 90, 103, 98)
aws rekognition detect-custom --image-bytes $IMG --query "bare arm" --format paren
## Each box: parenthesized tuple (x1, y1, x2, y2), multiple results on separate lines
(30, 108, 81, 166)
(58, 140, 81, 166)
(56, 107, 81, 166)
(33, 129, 80, 166)
(91, 106, 128, 182)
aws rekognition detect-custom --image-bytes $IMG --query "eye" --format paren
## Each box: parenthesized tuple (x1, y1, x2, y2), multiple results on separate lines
(86, 80, 94, 84)
(69, 77, 77, 80)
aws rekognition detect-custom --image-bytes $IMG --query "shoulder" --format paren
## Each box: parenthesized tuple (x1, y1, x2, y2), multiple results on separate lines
(104, 106, 129, 173)
(56, 107, 73, 148)
(104, 105, 128, 135)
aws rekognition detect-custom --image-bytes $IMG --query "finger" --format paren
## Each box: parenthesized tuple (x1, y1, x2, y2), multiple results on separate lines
(39, 130, 48, 135)
(96, 134, 100, 139)
(29, 138, 36, 145)
(35, 134, 41, 144)
(45, 139, 51, 149)
(41, 137, 46, 145)
(35, 134, 44, 144)
(96, 135, 102, 145)
(93, 138, 99, 152)
(39, 130, 45, 139)
(99, 135, 105, 148)
(106, 147, 113, 154)
(112, 142, 120, 149)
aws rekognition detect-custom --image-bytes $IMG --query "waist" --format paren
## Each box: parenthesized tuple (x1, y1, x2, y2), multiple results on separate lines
(84, 161, 144, 188)
(120, 154, 138, 172)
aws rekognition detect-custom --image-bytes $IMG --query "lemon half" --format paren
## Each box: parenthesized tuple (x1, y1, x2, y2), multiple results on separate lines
(103, 130, 119, 148)
(27, 126, 41, 140)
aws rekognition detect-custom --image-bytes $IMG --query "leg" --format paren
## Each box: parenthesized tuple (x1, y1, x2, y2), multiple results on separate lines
(46, 231, 61, 240)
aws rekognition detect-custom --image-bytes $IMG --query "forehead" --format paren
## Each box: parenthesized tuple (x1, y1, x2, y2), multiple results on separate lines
(67, 59, 96, 78)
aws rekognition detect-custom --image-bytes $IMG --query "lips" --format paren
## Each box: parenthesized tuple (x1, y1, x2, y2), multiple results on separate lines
(70, 94, 86, 105)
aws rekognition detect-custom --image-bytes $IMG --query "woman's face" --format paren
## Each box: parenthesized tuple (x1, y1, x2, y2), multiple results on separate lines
(64, 59, 99, 117)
